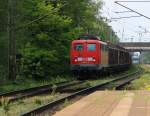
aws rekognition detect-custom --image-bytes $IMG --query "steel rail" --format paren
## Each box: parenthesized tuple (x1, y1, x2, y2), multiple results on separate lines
(0, 80, 83, 102)
(21, 70, 140, 116)
(0, 81, 71, 97)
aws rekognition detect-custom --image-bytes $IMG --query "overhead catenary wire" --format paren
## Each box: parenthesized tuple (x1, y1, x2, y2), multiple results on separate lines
(114, 1, 150, 39)
(114, 11, 133, 13)
(112, 1, 150, 42)
(109, 13, 143, 35)
(111, 15, 141, 20)
(115, 1, 150, 20)
(115, 1, 150, 2)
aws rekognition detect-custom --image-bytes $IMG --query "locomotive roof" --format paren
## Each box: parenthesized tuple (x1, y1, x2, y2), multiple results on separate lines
(78, 34, 100, 40)
(72, 40, 128, 52)
(73, 39, 106, 44)
(73, 34, 128, 52)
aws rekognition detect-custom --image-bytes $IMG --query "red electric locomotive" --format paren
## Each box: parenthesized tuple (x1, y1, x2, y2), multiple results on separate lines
(70, 34, 131, 77)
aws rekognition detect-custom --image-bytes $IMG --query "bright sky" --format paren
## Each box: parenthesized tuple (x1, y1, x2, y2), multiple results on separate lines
(102, 0, 150, 42)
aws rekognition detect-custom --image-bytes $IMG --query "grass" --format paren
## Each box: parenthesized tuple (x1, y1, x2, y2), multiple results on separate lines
(51, 84, 57, 96)
(61, 99, 72, 108)
(127, 65, 150, 90)
(0, 64, 137, 94)
(61, 66, 139, 91)
(86, 65, 139, 87)
(0, 92, 70, 116)
(0, 65, 138, 116)
(34, 98, 42, 105)
(0, 75, 74, 94)
(0, 97, 10, 114)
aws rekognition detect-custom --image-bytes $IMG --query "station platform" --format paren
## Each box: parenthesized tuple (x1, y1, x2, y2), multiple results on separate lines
(54, 91, 150, 116)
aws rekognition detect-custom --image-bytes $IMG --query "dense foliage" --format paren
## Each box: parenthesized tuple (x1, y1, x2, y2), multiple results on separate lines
(141, 52, 150, 64)
(0, 0, 119, 80)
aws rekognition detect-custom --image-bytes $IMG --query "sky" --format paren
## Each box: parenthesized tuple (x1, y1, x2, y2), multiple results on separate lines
(102, 0, 150, 42)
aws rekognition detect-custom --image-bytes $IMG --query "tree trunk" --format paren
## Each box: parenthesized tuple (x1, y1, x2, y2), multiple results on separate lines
(7, 0, 16, 80)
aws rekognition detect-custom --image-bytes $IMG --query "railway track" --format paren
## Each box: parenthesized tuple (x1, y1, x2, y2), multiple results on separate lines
(0, 70, 131, 103)
(0, 80, 84, 103)
(21, 70, 141, 116)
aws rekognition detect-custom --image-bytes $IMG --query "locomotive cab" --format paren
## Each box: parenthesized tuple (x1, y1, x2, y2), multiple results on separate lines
(70, 39, 104, 72)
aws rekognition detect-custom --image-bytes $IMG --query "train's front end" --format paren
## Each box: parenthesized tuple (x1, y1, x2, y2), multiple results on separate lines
(70, 35, 101, 74)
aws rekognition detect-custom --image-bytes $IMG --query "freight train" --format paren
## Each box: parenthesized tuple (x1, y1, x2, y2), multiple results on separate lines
(70, 34, 131, 78)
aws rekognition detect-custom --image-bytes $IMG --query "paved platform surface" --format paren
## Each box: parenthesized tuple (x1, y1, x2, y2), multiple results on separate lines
(53, 91, 150, 116)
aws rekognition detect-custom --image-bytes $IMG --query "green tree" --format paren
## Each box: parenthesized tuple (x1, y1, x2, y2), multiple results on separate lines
(0, 0, 120, 80)
(16, 0, 119, 79)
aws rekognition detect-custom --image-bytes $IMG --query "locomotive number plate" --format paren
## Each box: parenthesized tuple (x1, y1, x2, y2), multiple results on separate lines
(82, 61, 87, 64)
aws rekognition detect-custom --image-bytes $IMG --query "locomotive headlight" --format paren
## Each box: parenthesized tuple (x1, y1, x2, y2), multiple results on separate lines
(87, 57, 93, 61)
(88, 57, 95, 62)
(93, 59, 96, 62)
(77, 57, 83, 61)
(74, 57, 83, 62)
(74, 59, 77, 62)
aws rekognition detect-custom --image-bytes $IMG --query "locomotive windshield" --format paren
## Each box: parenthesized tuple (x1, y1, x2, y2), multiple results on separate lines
(87, 44, 96, 51)
(74, 44, 83, 51)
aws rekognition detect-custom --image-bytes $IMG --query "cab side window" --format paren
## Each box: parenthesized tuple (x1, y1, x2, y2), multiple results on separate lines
(105, 46, 108, 52)
(101, 44, 108, 52)
(101, 44, 105, 52)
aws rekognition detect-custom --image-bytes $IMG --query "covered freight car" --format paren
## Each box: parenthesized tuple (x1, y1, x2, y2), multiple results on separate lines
(107, 42, 131, 69)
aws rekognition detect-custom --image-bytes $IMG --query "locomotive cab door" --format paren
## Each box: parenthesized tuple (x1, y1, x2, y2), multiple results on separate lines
(101, 44, 108, 66)
(72, 42, 85, 64)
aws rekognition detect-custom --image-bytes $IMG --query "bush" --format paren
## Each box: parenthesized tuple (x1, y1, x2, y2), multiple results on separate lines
(19, 45, 59, 79)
